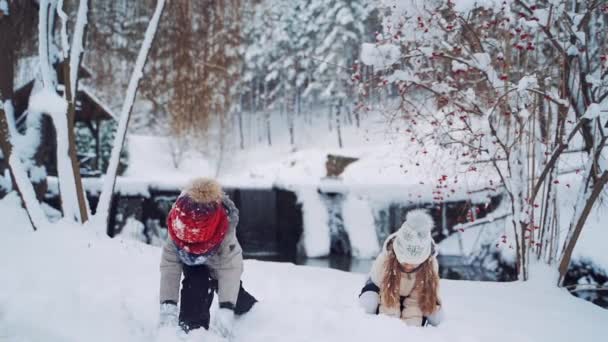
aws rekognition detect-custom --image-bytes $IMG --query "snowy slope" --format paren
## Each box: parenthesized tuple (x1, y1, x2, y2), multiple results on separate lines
(1, 196, 606, 342)
(125, 111, 498, 196)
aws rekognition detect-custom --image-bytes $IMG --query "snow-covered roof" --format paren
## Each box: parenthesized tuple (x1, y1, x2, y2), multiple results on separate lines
(79, 86, 117, 121)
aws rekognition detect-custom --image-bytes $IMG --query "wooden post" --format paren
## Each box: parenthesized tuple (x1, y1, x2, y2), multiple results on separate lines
(63, 61, 89, 223)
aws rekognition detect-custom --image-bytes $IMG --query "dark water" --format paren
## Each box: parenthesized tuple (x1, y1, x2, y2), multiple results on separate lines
(247, 254, 510, 281)
(244, 254, 373, 274)
(243, 254, 373, 273)
(296, 255, 373, 274)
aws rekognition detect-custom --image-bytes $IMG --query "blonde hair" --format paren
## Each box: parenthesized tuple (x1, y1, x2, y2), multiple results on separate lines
(381, 238, 440, 315)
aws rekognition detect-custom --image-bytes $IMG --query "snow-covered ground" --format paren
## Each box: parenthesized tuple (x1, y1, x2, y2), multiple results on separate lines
(1, 195, 607, 342)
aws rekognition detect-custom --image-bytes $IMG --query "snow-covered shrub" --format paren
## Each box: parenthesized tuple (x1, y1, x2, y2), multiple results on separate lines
(362, 0, 608, 282)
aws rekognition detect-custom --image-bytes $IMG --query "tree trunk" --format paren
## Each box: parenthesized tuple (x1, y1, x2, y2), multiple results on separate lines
(0, 4, 16, 187)
(63, 60, 89, 223)
(336, 99, 343, 148)
(238, 110, 245, 150)
(0, 16, 15, 103)
(558, 170, 608, 284)
(0, 106, 38, 230)
(328, 102, 333, 132)
(266, 111, 272, 146)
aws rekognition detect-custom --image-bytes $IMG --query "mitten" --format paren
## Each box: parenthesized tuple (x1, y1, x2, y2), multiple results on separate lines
(213, 307, 235, 339)
(358, 291, 380, 314)
(159, 302, 178, 328)
(427, 305, 445, 326)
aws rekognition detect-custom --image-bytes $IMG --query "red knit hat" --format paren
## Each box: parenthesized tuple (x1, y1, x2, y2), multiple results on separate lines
(167, 179, 229, 255)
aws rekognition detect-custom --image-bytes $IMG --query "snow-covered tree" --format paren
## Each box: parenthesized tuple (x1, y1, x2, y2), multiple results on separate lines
(0, 0, 42, 200)
(313, 0, 368, 100)
(241, 0, 371, 146)
(1, 0, 165, 232)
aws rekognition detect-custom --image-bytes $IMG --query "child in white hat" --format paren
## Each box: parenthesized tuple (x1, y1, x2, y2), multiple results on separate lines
(358, 209, 444, 326)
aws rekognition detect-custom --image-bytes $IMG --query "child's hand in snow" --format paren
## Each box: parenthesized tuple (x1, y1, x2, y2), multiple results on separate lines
(212, 308, 235, 339)
(158, 302, 178, 328)
(427, 305, 444, 326)
(358, 291, 379, 314)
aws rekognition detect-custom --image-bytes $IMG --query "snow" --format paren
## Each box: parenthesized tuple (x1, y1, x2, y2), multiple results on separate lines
(28, 88, 68, 116)
(360, 43, 401, 70)
(582, 103, 603, 120)
(470, 52, 500, 86)
(517, 75, 538, 93)
(80, 86, 117, 119)
(439, 206, 510, 257)
(0, 0, 9, 16)
(38, 0, 54, 88)
(336, 7, 354, 25)
(451, 61, 468, 73)
(57, 0, 70, 59)
(567, 45, 580, 56)
(69, 0, 89, 95)
(4, 98, 50, 229)
(120, 217, 148, 243)
(47, 176, 152, 197)
(0, 169, 11, 192)
(29, 88, 81, 221)
(3, 155, 48, 228)
(387, 70, 419, 83)
(296, 187, 331, 258)
(96, 0, 166, 228)
(559, 173, 608, 271)
(452, 0, 502, 14)
(1, 197, 607, 342)
(342, 195, 380, 258)
(13, 56, 39, 90)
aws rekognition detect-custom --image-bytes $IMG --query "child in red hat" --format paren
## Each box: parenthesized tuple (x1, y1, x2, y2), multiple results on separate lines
(158, 178, 256, 337)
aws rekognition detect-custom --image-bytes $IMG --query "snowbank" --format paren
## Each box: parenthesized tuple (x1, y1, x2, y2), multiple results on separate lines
(1, 197, 607, 342)
(342, 195, 380, 258)
(296, 187, 331, 258)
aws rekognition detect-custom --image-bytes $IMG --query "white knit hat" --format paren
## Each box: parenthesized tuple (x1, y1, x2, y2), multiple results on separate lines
(392, 209, 435, 265)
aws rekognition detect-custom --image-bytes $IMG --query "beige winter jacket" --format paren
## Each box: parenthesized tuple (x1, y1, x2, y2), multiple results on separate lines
(159, 195, 243, 306)
(370, 238, 441, 326)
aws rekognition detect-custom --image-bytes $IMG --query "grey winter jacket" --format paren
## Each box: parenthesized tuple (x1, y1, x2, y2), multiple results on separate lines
(159, 195, 243, 306)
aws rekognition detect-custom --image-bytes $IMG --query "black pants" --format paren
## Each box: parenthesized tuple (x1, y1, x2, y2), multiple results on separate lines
(179, 264, 257, 332)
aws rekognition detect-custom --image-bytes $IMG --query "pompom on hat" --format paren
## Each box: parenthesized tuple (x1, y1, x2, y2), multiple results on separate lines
(391, 209, 435, 265)
(167, 178, 229, 259)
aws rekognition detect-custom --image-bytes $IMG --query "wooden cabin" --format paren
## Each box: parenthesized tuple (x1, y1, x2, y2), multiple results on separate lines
(5, 61, 115, 178)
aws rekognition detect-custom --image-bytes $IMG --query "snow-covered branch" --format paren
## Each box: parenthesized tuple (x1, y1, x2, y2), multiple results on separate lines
(95, 0, 166, 229)
(69, 0, 88, 94)
(37, 0, 54, 88)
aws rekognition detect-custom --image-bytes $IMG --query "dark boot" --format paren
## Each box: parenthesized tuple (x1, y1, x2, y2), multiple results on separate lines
(234, 282, 258, 315)
(179, 264, 214, 332)
(209, 280, 258, 315)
